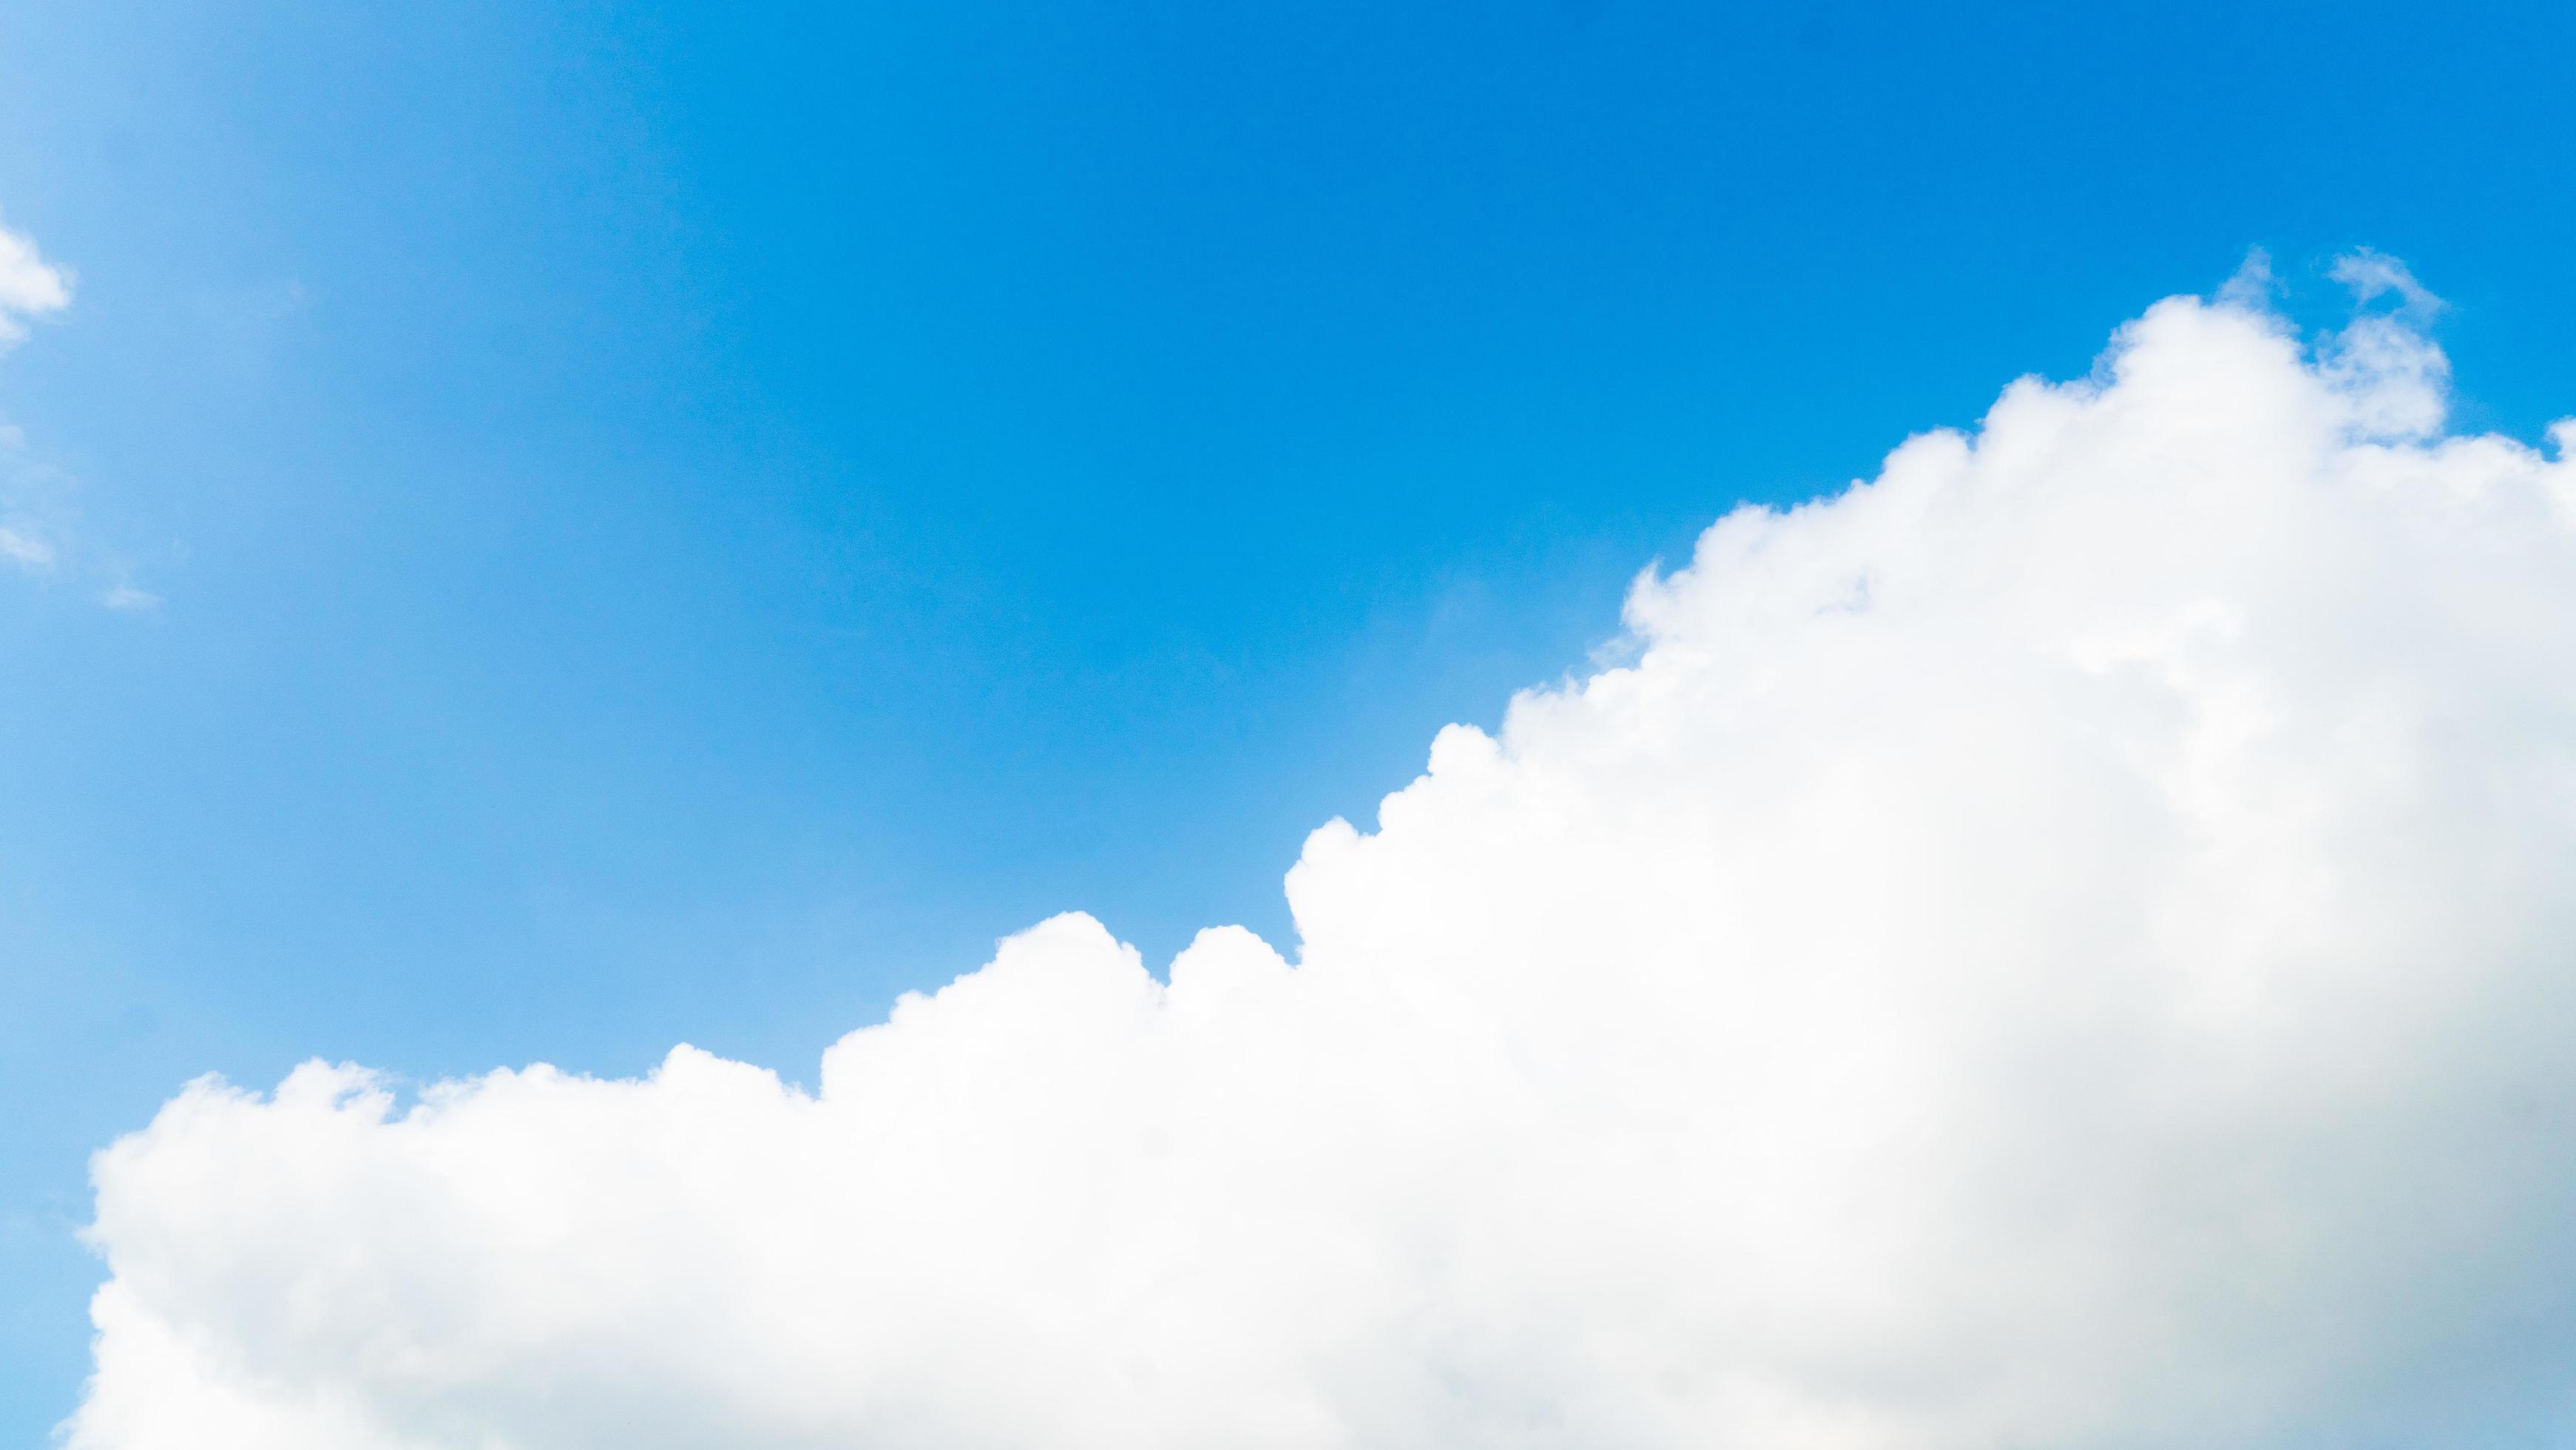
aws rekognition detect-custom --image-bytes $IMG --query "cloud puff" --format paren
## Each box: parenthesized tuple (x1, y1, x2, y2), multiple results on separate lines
(0, 213, 72, 348)
(0, 212, 76, 579)
(68, 278, 2576, 1449)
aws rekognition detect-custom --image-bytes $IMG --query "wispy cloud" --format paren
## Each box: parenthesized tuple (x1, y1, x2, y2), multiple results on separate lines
(0, 213, 72, 348)
(0, 212, 158, 608)
(2330, 246, 2444, 318)
(0, 210, 73, 583)
(0, 525, 53, 569)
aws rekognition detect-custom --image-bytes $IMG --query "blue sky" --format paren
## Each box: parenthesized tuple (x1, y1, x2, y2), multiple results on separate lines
(4, 0, 2575, 1438)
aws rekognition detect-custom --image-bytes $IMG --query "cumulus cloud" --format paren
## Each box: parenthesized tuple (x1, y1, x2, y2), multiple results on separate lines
(0, 212, 73, 348)
(69, 276, 2576, 1449)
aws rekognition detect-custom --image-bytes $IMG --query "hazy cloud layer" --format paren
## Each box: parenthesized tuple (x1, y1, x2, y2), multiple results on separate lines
(70, 280, 2576, 1448)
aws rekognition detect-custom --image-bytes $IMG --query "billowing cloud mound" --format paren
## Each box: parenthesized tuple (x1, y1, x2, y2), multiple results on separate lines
(71, 278, 2576, 1449)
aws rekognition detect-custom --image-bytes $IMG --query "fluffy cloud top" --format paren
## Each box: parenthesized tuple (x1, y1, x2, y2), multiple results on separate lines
(70, 278, 2576, 1449)
(0, 214, 72, 348)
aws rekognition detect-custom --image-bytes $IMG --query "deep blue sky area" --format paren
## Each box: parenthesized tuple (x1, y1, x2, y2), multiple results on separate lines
(4, 0, 2575, 1437)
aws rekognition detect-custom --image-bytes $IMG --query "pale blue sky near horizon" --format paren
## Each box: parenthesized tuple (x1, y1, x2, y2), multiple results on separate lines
(4, 0, 2576, 1438)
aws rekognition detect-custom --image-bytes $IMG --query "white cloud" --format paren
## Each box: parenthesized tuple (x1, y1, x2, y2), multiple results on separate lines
(0, 212, 72, 348)
(100, 585, 160, 613)
(0, 210, 84, 582)
(2329, 246, 2444, 319)
(0, 525, 53, 569)
(2212, 246, 2279, 313)
(69, 275, 2576, 1449)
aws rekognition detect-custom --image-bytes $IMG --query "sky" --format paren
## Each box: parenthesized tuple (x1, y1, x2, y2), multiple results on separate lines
(4, 0, 2576, 1444)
